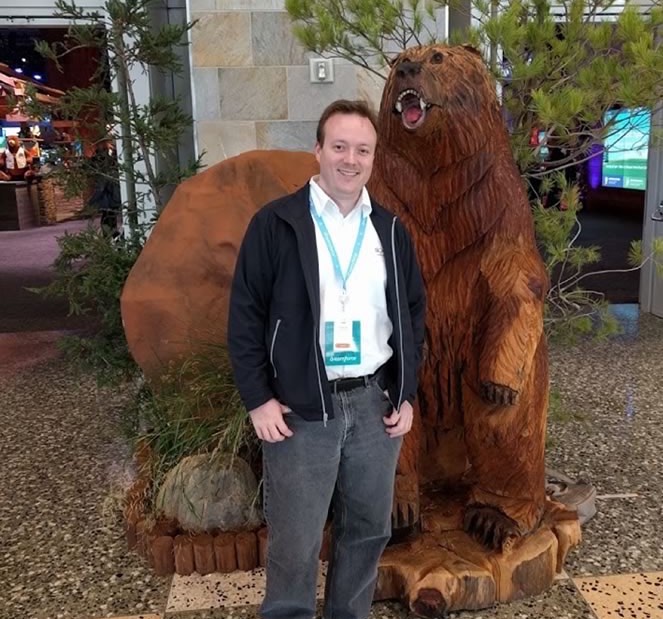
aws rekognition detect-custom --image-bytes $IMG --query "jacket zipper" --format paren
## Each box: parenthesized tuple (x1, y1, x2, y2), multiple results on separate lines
(391, 217, 405, 411)
(313, 322, 328, 426)
(269, 318, 282, 378)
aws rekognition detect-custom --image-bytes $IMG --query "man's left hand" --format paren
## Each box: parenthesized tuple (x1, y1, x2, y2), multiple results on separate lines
(383, 400, 413, 437)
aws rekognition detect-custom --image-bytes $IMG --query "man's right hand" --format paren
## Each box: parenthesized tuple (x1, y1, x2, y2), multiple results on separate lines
(248, 398, 294, 443)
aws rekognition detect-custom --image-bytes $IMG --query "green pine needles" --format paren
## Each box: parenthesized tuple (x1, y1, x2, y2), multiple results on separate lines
(287, 0, 663, 340)
(27, 0, 202, 384)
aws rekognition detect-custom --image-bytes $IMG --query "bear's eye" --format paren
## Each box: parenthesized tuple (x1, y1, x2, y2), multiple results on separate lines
(431, 51, 444, 64)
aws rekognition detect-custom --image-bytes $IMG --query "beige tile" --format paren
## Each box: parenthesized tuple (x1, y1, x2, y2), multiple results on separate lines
(256, 120, 317, 151)
(356, 66, 387, 113)
(196, 120, 257, 165)
(216, 0, 284, 8)
(190, 0, 215, 9)
(574, 571, 663, 618)
(192, 68, 220, 121)
(252, 11, 309, 66)
(191, 12, 252, 67)
(166, 563, 327, 612)
(286, 65, 358, 121)
(219, 67, 287, 120)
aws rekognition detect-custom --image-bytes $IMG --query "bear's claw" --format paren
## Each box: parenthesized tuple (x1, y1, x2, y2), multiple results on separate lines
(464, 505, 520, 551)
(480, 381, 519, 406)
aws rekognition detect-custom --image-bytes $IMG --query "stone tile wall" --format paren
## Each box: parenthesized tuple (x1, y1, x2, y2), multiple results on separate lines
(188, 0, 390, 166)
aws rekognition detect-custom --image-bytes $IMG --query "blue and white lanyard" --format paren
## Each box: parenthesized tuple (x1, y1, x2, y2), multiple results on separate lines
(310, 199, 367, 307)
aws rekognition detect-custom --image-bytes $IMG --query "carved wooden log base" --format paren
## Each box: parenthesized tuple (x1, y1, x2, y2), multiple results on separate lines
(214, 533, 239, 573)
(173, 534, 195, 576)
(235, 531, 259, 571)
(376, 498, 581, 616)
(193, 533, 216, 575)
(152, 536, 175, 576)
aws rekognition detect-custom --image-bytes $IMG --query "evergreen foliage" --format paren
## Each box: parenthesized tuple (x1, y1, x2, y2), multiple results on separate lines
(25, 0, 202, 383)
(287, 0, 663, 340)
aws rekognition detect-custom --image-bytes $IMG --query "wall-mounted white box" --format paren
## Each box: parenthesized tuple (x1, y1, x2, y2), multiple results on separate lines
(309, 58, 334, 83)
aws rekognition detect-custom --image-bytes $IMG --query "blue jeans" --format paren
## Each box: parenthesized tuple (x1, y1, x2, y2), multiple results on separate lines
(261, 379, 402, 619)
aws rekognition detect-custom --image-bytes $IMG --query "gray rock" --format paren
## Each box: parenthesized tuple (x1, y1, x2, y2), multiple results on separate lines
(156, 454, 262, 533)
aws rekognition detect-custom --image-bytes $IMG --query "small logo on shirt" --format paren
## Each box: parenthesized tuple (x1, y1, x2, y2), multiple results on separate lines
(374, 246, 384, 256)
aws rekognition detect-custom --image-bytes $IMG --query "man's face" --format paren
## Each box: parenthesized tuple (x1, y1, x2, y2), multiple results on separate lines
(315, 113, 377, 206)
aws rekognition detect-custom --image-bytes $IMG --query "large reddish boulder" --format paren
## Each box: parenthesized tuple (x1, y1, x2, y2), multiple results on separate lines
(121, 149, 318, 380)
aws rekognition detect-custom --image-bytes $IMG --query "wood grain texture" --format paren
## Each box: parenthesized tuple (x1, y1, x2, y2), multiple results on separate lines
(369, 45, 552, 552)
(376, 498, 580, 614)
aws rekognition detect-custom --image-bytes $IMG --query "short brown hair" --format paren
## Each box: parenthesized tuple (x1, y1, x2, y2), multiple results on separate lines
(316, 99, 378, 146)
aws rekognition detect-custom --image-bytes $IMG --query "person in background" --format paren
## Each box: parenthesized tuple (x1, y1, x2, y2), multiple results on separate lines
(227, 99, 426, 619)
(18, 122, 34, 139)
(88, 142, 121, 236)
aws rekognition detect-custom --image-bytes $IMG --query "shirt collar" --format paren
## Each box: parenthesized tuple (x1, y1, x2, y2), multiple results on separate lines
(309, 176, 372, 219)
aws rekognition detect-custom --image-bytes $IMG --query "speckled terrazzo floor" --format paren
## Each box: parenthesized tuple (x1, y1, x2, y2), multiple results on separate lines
(547, 307, 663, 580)
(1, 306, 662, 619)
(0, 342, 172, 619)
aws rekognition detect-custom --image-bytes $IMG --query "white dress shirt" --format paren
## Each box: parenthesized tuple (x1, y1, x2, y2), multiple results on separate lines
(309, 177, 393, 380)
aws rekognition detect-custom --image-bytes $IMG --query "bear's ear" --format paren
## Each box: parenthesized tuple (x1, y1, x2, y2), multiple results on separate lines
(461, 44, 483, 58)
(386, 54, 399, 67)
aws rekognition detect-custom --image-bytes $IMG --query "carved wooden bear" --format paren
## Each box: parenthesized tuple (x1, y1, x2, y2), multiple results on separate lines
(368, 44, 550, 551)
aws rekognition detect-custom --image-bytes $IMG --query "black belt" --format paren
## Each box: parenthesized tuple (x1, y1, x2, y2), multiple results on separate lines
(329, 366, 386, 394)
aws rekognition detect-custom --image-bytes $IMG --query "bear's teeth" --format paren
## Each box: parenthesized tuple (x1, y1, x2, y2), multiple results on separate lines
(395, 89, 427, 113)
(396, 89, 418, 102)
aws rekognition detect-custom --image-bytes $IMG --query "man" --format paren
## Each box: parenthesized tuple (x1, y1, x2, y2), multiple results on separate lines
(88, 142, 121, 237)
(228, 99, 426, 619)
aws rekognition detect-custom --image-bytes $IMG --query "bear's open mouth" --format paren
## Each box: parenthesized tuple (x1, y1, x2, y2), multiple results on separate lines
(394, 89, 429, 130)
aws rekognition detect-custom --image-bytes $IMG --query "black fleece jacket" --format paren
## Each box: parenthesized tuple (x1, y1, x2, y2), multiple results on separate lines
(227, 184, 426, 422)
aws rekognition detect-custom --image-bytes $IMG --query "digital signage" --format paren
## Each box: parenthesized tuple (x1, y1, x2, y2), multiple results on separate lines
(602, 107, 651, 191)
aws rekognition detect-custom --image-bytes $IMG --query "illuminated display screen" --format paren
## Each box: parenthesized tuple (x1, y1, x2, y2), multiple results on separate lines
(602, 108, 651, 191)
